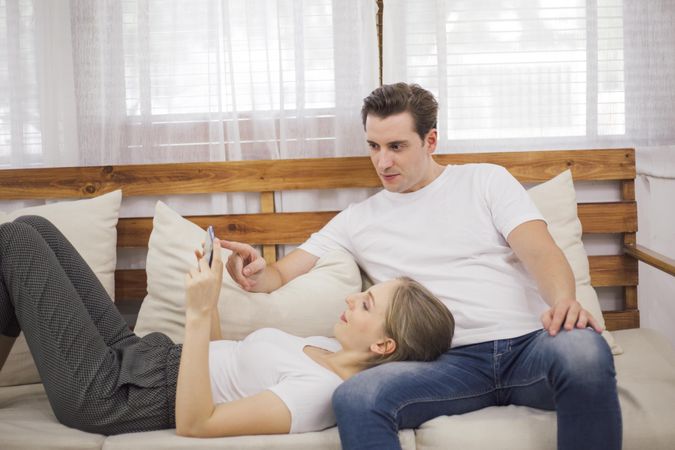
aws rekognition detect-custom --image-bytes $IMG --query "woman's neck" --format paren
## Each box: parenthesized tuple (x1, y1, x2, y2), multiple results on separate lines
(303, 346, 371, 380)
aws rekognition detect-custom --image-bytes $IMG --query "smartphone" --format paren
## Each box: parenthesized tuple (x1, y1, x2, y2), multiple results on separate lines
(203, 225, 215, 267)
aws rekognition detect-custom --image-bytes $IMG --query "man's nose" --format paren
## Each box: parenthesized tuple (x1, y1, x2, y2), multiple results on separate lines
(346, 296, 355, 309)
(377, 149, 393, 170)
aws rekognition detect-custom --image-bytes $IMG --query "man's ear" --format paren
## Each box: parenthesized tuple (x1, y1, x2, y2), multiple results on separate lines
(425, 128, 437, 154)
(370, 338, 397, 356)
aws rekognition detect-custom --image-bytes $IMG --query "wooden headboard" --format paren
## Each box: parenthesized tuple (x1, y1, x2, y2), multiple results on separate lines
(1, 148, 640, 330)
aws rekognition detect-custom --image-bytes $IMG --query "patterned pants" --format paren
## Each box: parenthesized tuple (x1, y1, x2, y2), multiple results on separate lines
(0, 215, 181, 435)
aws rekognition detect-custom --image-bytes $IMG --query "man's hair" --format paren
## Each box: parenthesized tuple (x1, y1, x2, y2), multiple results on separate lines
(361, 82, 438, 141)
(366, 276, 454, 367)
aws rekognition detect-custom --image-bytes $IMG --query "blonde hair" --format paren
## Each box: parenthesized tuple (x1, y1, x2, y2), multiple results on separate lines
(366, 276, 454, 367)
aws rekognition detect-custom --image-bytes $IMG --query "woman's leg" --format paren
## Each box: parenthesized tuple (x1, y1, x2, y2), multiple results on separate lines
(12, 215, 137, 349)
(0, 335, 16, 371)
(0, 220, 179, 434)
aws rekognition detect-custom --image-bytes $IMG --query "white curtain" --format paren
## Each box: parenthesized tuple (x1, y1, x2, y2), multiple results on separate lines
(1, 0, 378, 211)
(384, 0, 675, 347)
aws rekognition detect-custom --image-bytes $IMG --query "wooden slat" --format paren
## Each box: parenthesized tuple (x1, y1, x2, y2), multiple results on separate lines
(117, 202, 636, 248)
(435, 148, 635, 182)
(589, 255, 638, 287)
(625, 286, 638, 310)
(114, 269, 147, 300)
(603, 310, 640, 331)
(117, 212, 337, 247)
(260, 191, 277, 264)
(621, 180, 635, 201)
(625, 244, 675, 277)
(0, 148, 635, 200)
(578, 202, 637, 233)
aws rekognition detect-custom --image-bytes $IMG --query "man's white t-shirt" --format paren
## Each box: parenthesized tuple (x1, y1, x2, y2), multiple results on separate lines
(208, 328, 342, 433)
(299, 163, 549, 347)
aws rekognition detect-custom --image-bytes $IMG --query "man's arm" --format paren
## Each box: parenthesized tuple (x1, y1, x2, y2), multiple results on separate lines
(507, 220, 603, 336)
(220, 242, 319, 293)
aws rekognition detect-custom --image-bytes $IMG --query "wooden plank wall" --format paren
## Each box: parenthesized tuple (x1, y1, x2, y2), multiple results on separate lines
(0, 148, 638, 330)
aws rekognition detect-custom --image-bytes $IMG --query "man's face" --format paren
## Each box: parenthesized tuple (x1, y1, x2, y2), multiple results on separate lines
(365, 111, 437, 193)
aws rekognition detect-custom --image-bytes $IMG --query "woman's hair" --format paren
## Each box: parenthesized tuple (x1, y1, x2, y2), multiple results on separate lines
(366, 276, 454, 367)
(361, 82, 438, 141)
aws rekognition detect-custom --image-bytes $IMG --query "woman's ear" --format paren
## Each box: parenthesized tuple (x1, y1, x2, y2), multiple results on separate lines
(370, 338, 397, 356)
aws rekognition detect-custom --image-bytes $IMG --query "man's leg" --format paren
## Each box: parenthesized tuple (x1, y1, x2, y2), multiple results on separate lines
(501, 328, 622, 450)
(332, 341, 499, 450)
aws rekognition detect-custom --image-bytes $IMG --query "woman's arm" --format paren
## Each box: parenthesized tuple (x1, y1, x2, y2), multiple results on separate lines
(176, 240, 291, 437)
(210, 304, 222, 341)
(176, 311, 291, 437)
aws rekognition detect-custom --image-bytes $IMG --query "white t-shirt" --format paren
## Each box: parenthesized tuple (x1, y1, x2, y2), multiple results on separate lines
(208, 328, 343, 433)
(299, 163, 548, 347)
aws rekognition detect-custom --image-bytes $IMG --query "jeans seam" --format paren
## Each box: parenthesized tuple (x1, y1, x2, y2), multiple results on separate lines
(501, 375, 548, 390)
(394, 386, 498, 418)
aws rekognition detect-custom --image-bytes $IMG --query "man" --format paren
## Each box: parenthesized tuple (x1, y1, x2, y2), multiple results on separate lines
(221, 82, 621, 450)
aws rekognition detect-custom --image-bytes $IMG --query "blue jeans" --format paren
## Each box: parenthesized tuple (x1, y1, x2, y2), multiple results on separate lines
(332, 328, 621, 450)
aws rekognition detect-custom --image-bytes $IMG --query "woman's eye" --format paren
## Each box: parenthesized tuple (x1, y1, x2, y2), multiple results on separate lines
(362, 301, 369, 311)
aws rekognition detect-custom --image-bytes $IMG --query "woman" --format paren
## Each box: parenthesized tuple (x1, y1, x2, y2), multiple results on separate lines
(0, 215, 454, 437)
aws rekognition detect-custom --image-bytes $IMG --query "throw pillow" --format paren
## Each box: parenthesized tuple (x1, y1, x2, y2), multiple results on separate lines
(134, 201, 362, 342)
(0, 190, 122, 386)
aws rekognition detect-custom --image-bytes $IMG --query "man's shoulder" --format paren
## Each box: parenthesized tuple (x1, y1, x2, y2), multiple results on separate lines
(444, 162, 509, 185)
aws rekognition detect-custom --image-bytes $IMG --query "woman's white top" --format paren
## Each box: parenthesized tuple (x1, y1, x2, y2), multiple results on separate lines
(208, 328, 343, 433)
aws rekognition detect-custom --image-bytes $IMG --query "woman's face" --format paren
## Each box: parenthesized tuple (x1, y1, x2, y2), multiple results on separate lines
(333, 279, 400, 353)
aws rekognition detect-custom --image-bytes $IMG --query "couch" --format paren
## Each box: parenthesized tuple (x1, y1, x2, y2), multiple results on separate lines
(1, 148, 674, 449)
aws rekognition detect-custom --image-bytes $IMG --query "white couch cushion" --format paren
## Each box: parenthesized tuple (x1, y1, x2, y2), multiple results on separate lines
(1, 329, 671, 449)
(527, 169, 620, 354)
(0, 191, 122, 386)
(134, 201, 363, 342)
(0, 383, 105, 450)
(101, 427, 417, 450)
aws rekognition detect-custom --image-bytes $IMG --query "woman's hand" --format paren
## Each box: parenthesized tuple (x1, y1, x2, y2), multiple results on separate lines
(184, 238, 224, 319)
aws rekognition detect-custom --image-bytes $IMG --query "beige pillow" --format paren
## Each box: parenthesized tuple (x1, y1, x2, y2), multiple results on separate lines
(527, 170, 621, 354)
(134, 201, 362, 342)
(0, 190, 122, 386)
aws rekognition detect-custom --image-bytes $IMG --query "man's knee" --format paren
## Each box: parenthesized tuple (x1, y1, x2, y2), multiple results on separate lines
(547, 329, 615, 384)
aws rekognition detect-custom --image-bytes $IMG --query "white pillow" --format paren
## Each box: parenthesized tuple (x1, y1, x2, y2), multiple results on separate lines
(134, 201, 362, 342)
(527, 170, 621, 355)
(0, 190, 122, 386)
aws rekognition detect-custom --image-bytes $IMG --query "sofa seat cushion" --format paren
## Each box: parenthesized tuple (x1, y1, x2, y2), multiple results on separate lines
(0, 383, 105, 450)
(101, 428, 417, 450)
(413, 328, 675, 450)
(1, 329, 672, 449)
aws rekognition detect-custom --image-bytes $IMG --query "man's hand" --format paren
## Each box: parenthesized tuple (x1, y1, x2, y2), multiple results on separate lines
(220, 240, 266, 291)
(540, 298, 604, 336)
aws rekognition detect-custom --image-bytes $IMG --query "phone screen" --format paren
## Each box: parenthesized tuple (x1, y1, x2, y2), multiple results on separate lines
(204, 226, 215, 266)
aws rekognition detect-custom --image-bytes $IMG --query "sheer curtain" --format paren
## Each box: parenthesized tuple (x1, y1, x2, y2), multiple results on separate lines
(384, 0, 675, 346)
(1, 0, 379, 263)
(1, 0, 378, 210)
(71, 0, 378, 166)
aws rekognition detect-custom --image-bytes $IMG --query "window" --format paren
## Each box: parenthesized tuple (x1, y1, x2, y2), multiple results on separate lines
(385, 0, 625, 141)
